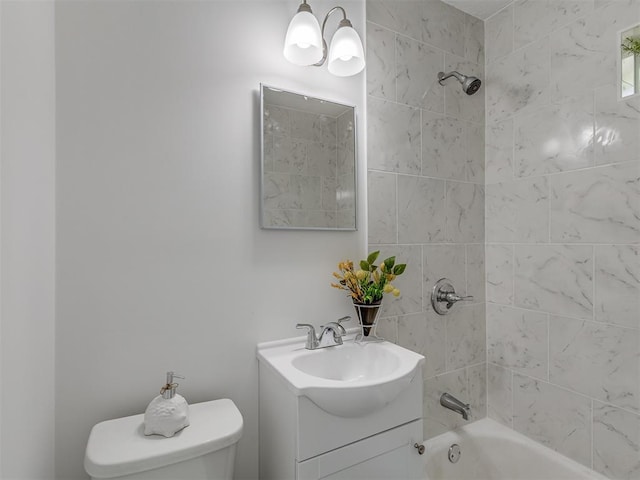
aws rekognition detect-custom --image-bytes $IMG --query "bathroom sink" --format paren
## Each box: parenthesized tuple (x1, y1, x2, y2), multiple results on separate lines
(291, 342, 401, 381)
(257, 335, 424, 417)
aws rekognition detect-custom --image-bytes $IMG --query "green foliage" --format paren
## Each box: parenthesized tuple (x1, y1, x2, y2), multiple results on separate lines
(384, 256, 395, 272)
(366, 251, 380, 265)
(360, 280, 384, 304)
(393, 264, 406, 275)
(622, 36, 640, 55)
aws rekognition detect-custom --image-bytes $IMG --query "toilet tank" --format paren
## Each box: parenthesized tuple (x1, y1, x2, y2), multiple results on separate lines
(85, 399, 243, 480)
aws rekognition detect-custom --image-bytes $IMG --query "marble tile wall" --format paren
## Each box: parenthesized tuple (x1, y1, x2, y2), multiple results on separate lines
(484, 1, 640, 477)
(263, 104, 350, 228)
(366, 0, 486, 440)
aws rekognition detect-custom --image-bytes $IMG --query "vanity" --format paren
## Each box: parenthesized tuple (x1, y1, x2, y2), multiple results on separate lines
(257, 335, 425, 480)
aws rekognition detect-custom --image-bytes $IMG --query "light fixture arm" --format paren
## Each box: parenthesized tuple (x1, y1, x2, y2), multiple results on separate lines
(296, 0, 312, 14)
(313, 6, 350, 67)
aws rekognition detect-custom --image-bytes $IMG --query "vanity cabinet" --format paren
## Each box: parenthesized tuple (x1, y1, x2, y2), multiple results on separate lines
(258, 353, 425, 480)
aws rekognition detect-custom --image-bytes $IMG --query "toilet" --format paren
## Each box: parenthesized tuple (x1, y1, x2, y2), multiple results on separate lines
(84, 399, 243, 480)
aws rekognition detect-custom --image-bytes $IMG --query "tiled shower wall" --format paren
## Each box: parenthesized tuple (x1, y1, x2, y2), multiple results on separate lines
(484, 1, 640, 478)
(365, 0, 487, 439)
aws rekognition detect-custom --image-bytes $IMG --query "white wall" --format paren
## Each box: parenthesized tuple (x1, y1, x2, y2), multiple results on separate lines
(55, 1, 365, 478)
(0, 0, 56, 478)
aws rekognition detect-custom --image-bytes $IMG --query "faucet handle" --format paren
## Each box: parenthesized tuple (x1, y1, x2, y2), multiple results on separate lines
(296, 323, 318, 349)
(443, 292, 474, 306)
(336, 315, 351, 324)
(296, 323, 315, 332)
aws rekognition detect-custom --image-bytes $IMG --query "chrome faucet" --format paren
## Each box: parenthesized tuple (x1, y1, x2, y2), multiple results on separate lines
(296, 316, 350, 349)
(440, 392, 471, 420)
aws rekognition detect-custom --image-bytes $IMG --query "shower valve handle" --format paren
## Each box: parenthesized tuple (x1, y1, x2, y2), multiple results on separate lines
(441, 292, 474, 305)
(431, 278, 473, 315)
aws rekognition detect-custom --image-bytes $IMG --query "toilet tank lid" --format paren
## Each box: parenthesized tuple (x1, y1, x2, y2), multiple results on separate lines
(84, 399, 243, 479)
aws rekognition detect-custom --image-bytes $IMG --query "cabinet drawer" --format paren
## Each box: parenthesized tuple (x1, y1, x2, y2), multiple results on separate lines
(297, 419, 424, 480)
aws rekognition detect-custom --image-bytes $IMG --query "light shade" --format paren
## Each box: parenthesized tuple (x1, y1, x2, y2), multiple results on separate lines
(283, 10, 323, 66)
(327, 25, 365, 77)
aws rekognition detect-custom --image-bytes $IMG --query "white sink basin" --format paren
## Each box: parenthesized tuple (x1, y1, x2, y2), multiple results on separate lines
(291, 343, 401, 381)
(257, 335, 424, 417)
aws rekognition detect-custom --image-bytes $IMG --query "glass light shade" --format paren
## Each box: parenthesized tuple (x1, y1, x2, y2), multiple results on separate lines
(283, 11, 323, 66)
(327, 25, 365, 77)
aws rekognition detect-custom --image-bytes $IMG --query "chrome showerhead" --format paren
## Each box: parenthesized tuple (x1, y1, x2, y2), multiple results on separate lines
(438, 71, 482, 95)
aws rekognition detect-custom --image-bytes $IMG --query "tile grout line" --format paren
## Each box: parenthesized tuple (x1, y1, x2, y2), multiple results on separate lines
(510, 367, 515, 430)
(546, 313, 550, 382)
(426, 360, 487, 381)
(511, 243, 516, 307)
(368, 168, 484, 185)
(395, 172, 399, 246)
(484, 299, 638, 331)
(592, 244, 596, 324)
(503, 366, 640, 417)
(590, 398, 594, 470)
(465, 243, 469, 297)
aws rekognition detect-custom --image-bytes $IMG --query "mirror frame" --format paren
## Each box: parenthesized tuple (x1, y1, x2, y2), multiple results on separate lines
(259, 83, 358, 231)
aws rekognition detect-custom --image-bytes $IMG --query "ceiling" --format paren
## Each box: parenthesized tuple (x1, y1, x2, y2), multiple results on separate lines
(441, 0, 512, 19)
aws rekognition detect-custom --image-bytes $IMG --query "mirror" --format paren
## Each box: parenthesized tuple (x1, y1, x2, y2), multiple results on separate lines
(621, 24, 640, 98)
(260, 84, 357, 230)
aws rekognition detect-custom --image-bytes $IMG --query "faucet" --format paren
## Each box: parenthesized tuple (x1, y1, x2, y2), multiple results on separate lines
(440, 392, 471, 420)
(296, 316, 350, 349)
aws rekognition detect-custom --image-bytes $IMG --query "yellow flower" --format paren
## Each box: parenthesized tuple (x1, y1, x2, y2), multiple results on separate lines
(356, 270, 368, 281)
(392, 288, 401, 297)
(338, 260, 354, 271)
(383, 284, 394, 293)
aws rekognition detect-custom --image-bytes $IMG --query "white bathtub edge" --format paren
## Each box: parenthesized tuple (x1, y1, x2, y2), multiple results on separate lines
(423, 417, 609, 480)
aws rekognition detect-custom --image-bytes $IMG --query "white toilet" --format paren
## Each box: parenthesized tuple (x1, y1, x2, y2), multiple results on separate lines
(84, 399, 243, 480)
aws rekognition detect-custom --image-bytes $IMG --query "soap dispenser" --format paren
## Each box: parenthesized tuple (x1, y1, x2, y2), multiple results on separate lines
(143, 371, 190, 437)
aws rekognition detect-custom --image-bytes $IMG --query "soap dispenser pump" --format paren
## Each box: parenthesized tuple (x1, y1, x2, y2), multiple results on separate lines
(143, 371, 190, 437)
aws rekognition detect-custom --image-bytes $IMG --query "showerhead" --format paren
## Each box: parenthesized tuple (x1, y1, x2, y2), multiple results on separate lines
(462, 76, 482, 95)
(438, 71, 482, 95)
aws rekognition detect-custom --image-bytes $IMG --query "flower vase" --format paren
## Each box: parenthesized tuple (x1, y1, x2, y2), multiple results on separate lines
(353, 301, 383, 342)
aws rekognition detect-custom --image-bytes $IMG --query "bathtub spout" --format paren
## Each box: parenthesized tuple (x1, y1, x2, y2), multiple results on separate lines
(440, 392, 471, 420)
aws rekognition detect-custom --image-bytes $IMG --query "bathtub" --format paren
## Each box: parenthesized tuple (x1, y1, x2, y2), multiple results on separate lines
(424, 418, 608, 480)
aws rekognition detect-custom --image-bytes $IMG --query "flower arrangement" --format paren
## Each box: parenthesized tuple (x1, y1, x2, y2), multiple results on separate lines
(331, 251, 407, 304)
(622, 36, 640, 56)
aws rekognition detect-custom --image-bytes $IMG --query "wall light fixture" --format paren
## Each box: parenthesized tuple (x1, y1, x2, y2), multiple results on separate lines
(283, 1, 365, 77)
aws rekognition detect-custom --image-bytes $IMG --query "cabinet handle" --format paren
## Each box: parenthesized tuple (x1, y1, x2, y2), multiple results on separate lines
(414, 443, 425, 455)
